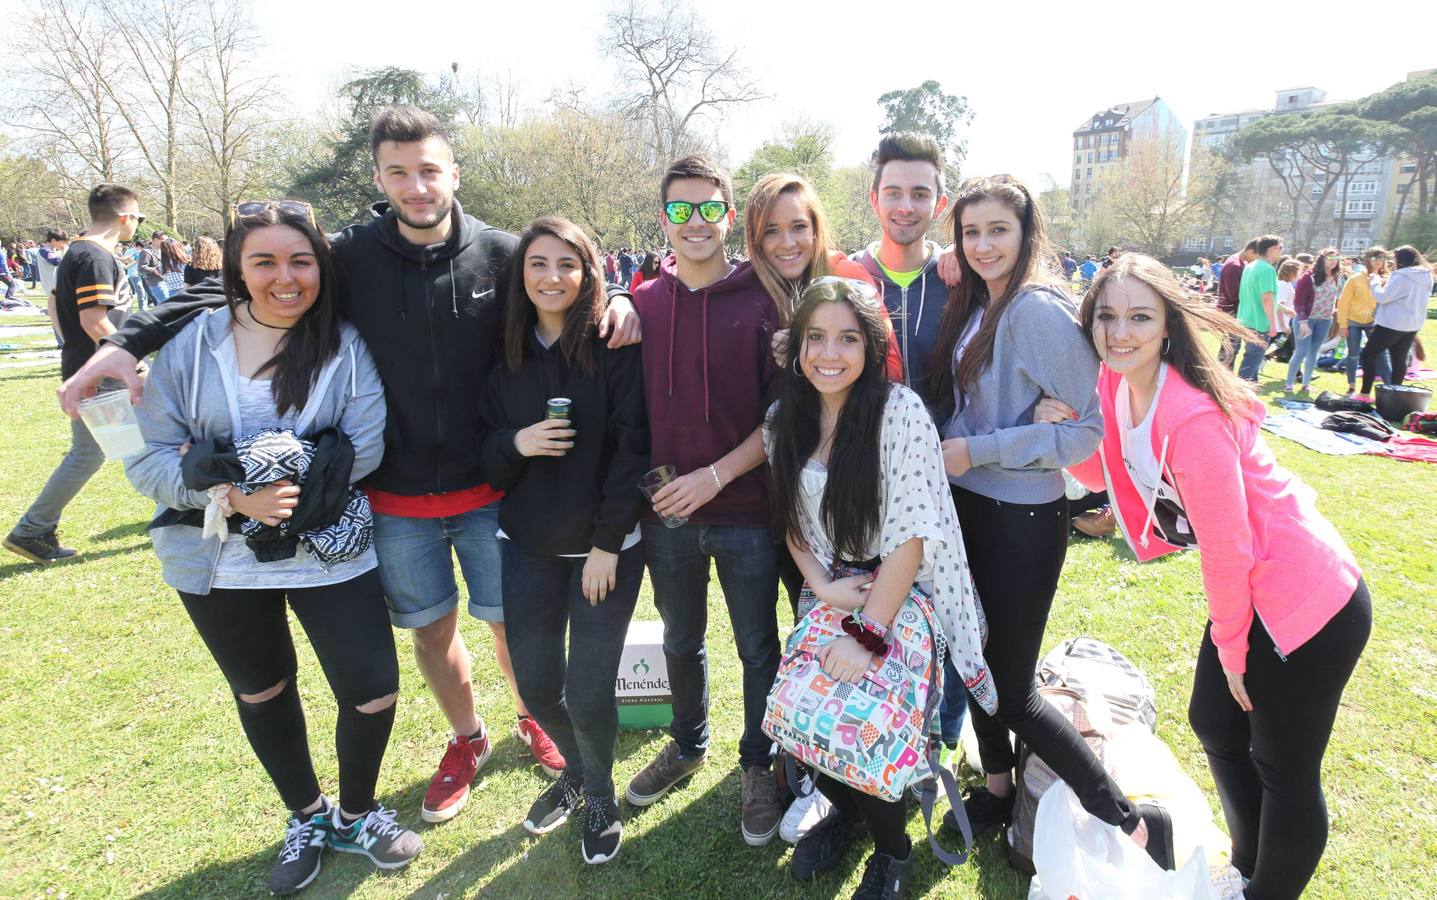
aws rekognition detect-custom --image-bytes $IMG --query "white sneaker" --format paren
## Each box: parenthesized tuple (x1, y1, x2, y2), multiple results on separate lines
(780, 776, 834, 844)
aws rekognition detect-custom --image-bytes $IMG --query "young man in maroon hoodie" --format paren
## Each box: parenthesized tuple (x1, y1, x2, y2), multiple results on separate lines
(624, 154, 784, 846)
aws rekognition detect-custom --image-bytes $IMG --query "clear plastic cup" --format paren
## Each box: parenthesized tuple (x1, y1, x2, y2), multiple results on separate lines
(77, 390, 146, 460)
(639, 465, 688, 528)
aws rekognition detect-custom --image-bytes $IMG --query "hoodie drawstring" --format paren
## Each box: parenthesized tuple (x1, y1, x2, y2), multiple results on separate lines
(1137, 433, 1172, 550)
(701, 290, 711, 423)
(667, 280, 677, 399)
(915, 271, 928, 338)
(449, 260, 458, 317)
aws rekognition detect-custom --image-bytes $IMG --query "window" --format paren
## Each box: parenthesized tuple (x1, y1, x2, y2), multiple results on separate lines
(1075, 154, 1082, 164)
(1399, 162, 1416, 174)
(1087, 167, 1093, 178)
(1074, 169, 1082, 183)
(1340, 237, 1368, 251)
(1088, 151, 1094, 163)
(1346, 181, 1378, 195)
(1398, 183, 1411, 194)
(1344, 200, 1375, 214)
(1184, 236, 1208, 250)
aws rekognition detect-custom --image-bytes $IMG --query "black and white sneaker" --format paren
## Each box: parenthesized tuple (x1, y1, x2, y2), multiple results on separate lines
(580, 792, 623, 865)
(267, 802, 331, 896)
(524, 772, 581, 835)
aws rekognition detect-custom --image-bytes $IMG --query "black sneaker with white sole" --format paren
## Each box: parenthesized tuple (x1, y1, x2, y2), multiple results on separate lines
(524, 772, 581, 835)
(329, 804, 423, 870)
(580, 793, 623, 865)
(3, 529, 77, 564)
(267, 802, 331, 896)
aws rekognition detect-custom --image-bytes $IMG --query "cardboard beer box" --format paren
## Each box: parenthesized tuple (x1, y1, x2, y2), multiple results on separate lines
(616, 619, 672, 730)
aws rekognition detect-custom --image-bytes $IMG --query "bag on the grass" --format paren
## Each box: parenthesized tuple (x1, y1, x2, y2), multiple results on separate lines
(1036, 637, 1158, 733)
(1027, 783, 1218, 900)
(1404, 411, 1437, 436)
(1007, 685, 1111, 875)
(1315, 390, 1375, 413)
(1320, 411, 1395, 442)
(1267, 332, 1292, 362)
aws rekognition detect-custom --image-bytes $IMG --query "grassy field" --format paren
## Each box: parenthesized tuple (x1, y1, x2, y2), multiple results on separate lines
(1, 306, 1434, 899)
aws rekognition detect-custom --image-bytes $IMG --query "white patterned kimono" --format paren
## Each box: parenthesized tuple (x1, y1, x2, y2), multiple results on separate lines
(765, 384, 997, 715)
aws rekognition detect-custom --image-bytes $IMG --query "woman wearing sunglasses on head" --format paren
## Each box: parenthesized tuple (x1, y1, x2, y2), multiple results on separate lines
(124, 200, 422, 896)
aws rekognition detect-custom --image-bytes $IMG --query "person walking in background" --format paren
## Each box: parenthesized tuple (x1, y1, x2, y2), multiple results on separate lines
(4, 184, 138, 565)
(1236, 236, 1284, 382)
(1285, 250, 1340, 395)
(36, 229, 69, 349)
(1335, 246, 1391, 395)
(159, 238, 189, 297)
(1356, 245, 1434, 400)
(1218, 240, 1258, 369)
(629, 251, 660, 291)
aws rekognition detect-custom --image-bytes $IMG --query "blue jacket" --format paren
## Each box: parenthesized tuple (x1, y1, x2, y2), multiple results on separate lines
(851, 240, 949, 404)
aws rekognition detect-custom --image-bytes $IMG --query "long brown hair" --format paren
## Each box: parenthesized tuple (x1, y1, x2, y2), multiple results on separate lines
(743, 173, 836, 326)
(222, 205, 342, 417)
(927, 175, 1061, 410)
(503, 217, 604, 375)
(1080, 254, 1259, 422)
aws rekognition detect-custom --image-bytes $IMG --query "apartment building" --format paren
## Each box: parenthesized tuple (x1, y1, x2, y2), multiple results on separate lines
(1070, 96, 1186, 214)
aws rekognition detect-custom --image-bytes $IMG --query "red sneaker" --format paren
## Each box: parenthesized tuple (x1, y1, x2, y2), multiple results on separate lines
(420, 727, 492, 823)
(516, 716, 567, 778)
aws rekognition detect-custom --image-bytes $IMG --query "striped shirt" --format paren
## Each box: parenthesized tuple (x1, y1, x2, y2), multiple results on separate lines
(56, 237, 133, 378)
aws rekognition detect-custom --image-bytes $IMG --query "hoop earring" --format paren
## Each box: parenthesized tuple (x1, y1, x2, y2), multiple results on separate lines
(792, 353, 803, 376)
(1161, 337, 1170, 357)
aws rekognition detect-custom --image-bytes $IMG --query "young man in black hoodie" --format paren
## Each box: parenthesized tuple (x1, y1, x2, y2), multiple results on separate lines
(57, 107, 641, 828)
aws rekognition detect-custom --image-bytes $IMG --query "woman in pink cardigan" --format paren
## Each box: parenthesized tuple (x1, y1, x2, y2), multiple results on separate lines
(1039, 254, 1369, 900)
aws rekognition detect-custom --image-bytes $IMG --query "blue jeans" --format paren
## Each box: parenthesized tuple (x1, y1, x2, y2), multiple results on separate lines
(146, 280, 170, 305)
(1238, 338, 1268, 382)
(1345, 323, 1391, 388)
(641, 521, 780, 769)
(939, 657, 968, 748)
(371, 501, 503, 628)
(502, 541, 643, 798)
(1285, 317, 1330, 390)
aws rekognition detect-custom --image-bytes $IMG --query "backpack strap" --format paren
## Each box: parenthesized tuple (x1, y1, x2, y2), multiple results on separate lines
(913, 592, 973, 867)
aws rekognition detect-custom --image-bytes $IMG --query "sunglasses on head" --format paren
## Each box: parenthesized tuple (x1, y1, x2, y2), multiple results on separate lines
(664, 200, 729, 225)
(229, 199, 316, 230)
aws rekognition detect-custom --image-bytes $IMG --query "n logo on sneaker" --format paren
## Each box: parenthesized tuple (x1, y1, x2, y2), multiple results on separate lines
(356, 831, 379, 851)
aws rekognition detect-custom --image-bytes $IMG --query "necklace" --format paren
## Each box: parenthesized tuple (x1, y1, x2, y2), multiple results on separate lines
(243, 301, 294, 331)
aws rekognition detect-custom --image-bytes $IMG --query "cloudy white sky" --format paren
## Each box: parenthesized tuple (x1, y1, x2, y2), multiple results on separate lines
(254, 0, 1430, 188)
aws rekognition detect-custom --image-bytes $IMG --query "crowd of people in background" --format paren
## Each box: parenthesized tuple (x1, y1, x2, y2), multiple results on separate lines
(4, 102, 1434, 900)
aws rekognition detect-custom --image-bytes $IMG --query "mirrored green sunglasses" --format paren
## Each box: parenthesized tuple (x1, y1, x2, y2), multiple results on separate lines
(664, 200, 729, 225)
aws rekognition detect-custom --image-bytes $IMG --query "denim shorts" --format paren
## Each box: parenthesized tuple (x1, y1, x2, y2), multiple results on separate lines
(372, 501, 503, 628)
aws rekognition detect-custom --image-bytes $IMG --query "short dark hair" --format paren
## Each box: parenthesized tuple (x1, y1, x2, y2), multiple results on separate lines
(1394, 244, 1427, 268)
(45, 229, 69, 243)
(369, 105, 450, 163)
(87, 183, 137, 224)
(661, 153, 733, 206)
(151, 230, 166, 240)
(1255, 235, 1283, 255)
(1107, 245, 1119, 255)
(1243, 239, 1260, 253)
(871, 132, 945, 194)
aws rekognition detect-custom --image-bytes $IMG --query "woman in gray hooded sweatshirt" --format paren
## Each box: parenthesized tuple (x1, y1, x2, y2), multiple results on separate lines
(926, 175, 1175, 870)
(124, 202, 420, 896)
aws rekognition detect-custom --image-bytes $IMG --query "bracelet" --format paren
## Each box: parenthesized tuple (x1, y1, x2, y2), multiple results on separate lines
(855, 610, 889, 638)
(708, 464, 724, 492)
(842, 612, 889, 655)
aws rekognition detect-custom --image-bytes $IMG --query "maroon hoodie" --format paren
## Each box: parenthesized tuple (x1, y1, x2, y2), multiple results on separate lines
(634, 255, 780, 526)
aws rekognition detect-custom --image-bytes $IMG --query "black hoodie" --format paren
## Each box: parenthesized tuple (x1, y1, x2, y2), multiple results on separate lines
(105, 201, 571, 496)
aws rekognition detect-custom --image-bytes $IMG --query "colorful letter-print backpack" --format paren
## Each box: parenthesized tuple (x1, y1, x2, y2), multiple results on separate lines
(763, 573, 974, 864)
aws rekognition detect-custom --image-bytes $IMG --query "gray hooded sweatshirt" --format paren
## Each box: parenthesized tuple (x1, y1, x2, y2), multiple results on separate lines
(941, 283, 1102, 504)
(125, 307, 386, 594)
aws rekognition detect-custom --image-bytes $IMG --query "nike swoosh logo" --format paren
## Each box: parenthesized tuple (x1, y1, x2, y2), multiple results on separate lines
(472, 287, 494, 299)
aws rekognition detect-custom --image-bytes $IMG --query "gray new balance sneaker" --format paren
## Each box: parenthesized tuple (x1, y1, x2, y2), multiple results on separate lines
(329, 805, 423, 870)
(267, 804, 331, 896)
(625, 741, 705, 807)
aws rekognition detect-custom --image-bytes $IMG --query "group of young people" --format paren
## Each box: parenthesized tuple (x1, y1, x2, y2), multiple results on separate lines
(48, 105, 1374, 900)
(1220, 234, 1432, 398)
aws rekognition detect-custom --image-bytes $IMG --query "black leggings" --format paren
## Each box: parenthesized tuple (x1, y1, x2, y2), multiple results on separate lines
(953, 486, 1138, 832)
(814, 773, 909, 857)
(1188, 579, 1370, 900)
(1359, 325, 1416, 394)
(179, 569, 400, 814)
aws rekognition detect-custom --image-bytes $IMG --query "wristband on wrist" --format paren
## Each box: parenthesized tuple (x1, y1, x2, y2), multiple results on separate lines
(708, 464, 724, 492)
(841, 611, 889, 655)
(208, 483, 236, 517)
(855, 610, 888, 638)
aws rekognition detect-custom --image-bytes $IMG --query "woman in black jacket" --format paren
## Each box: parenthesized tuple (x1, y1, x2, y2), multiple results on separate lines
(481, 217, 649, 866)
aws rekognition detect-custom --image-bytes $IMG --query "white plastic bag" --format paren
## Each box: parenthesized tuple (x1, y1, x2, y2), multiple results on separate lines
(1028, 783, 1218, 900)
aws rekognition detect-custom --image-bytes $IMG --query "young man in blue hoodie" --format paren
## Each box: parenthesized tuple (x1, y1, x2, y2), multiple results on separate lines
(624, 153, 784, 847)
(851, 132, 951, 402)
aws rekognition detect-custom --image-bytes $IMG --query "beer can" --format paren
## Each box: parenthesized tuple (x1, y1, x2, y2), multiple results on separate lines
(546, 397, 572, 421)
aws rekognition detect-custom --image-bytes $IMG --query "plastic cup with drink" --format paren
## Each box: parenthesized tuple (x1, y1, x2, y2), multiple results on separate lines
(77, 390, 146, 460)
(639, 464, 687, 529)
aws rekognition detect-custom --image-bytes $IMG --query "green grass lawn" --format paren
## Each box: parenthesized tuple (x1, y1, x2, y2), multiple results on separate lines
(1, 314, 1434, 899)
